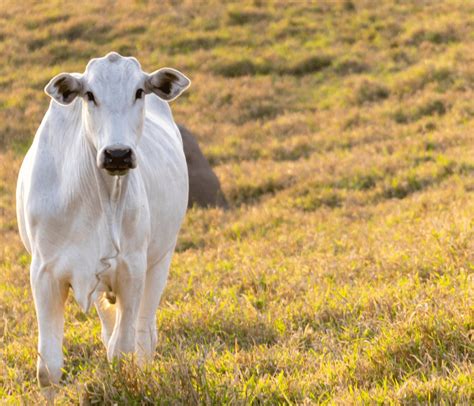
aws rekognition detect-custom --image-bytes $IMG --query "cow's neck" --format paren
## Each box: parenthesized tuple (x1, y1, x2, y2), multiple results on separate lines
(84, 136, 129, 271)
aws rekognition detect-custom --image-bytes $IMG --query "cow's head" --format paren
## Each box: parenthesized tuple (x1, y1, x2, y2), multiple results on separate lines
(44, 52, 190, 176)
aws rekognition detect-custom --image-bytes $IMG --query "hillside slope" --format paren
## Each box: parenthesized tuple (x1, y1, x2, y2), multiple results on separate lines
(0, 1, 473, 403)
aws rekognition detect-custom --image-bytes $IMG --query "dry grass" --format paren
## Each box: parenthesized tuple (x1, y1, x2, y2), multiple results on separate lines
(1, 0, 473, 404)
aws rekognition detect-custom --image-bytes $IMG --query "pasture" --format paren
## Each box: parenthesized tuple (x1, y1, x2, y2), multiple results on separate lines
(0, 0, 473, 403)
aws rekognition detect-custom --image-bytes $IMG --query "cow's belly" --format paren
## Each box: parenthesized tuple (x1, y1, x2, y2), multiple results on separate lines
(144, 188, 188, 265)
(138, 132, 189, 265)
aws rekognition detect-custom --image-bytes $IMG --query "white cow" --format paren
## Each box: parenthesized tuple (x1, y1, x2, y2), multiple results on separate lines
(16, 52, 190, 388)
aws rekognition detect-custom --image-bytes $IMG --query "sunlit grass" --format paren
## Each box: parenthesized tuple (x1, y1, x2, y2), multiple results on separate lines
(0, 0, 473, 403)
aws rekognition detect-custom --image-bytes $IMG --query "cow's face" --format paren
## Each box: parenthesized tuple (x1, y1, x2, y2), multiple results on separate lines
(45, 52, 190, 176)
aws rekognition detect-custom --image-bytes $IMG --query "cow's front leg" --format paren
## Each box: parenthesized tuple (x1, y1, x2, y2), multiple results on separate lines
(107, 255, 146, 361)
(30, 260, 68, 388)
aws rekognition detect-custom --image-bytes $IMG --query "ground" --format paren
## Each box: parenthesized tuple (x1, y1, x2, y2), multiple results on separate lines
(0, 0, 473, 404)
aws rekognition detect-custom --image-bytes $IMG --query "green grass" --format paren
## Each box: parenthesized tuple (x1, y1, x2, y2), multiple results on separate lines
(1, 0, 473, 404)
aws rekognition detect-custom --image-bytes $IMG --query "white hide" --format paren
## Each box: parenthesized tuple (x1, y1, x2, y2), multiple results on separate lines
(16, 53, 189, 387)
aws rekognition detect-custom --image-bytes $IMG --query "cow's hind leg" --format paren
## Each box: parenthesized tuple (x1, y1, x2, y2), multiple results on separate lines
(30, 260, 68, 388)
(136, 248, 174, 362)
(95, 293, 116, 349)
(106, 255, 146, 361)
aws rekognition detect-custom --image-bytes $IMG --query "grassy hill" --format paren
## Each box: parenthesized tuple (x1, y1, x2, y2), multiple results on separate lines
(1, 0, 473, 403)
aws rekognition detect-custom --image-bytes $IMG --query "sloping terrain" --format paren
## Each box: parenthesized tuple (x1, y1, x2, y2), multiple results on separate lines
(0, 1, 473, 403)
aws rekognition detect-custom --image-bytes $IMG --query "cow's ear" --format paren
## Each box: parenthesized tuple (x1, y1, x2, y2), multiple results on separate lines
(145, 68, 190, 101)
(45, 73, 83, 105)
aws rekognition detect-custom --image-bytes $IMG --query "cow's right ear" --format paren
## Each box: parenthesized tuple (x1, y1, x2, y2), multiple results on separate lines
(45, 73, 83, 105)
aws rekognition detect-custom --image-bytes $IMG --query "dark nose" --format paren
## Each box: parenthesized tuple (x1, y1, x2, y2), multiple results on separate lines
(103, 147, 133, 171)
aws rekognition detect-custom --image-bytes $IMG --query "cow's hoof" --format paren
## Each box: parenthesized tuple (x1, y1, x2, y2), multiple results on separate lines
(41, 386, 56, 405)
(37, 358, 62, 388)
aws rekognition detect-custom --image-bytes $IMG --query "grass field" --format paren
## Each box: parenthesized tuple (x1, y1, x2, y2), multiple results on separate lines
(1, 0, 473, 403)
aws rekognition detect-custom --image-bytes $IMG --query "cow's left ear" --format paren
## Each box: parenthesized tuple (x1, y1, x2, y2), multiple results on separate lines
(45, 73, 83, 105)
(145, 68, 190, 101)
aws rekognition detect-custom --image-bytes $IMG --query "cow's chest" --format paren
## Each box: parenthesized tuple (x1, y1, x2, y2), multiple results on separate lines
(41, 195, 150, 311)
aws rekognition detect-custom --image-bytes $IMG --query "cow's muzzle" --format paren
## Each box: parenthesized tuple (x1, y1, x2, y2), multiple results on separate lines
(100, 145, 137, 175)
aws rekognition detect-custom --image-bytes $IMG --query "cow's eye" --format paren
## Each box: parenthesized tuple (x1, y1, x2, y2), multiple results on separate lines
(85, 91, 95, 103)
(135, 89, 145, 100)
